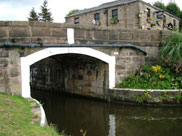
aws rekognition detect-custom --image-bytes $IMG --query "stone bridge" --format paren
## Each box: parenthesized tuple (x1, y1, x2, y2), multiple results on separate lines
(0, 21, 171, 98)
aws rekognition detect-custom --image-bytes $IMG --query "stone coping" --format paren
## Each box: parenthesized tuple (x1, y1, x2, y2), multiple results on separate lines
(28, 98, 47, 126)
(113, 88, 182, 92)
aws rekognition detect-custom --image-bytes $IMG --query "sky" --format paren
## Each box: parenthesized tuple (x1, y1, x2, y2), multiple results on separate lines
(0, 0, 181, 23)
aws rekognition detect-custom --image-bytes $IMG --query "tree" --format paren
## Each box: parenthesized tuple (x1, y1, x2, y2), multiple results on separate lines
(39, 0, 53, 22)
(66, 9, 80, 16)
(166, 2, 181, 18)
(153, 1, 166, 11)
(28, 7, 39, 21)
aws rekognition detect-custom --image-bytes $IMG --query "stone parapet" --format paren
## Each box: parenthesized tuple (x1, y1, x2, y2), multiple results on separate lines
(0, 21, 67, 44)
(0, 21, 172, 46)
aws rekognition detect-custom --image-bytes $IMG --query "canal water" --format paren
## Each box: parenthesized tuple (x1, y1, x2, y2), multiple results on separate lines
(31, 90, 182, 136)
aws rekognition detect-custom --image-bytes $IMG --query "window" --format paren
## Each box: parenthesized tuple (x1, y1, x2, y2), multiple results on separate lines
(94, 13, 100, 21)
(163, 15, 166, 24)
(112, 9, 118, 18)
(156, 12, 163, 20)
(173, 20, 176, 26)
(147, 8, 150, 17)
(74, 17, 79, 24)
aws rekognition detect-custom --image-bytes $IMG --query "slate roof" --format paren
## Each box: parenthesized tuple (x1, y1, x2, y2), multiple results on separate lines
(66, 0, 138, 17)
(66, 0, 180, 20)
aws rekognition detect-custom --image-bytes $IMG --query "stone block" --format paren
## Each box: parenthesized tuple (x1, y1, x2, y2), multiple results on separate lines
(0, 70, 3, 77)
(86, 31, 94, 40)
(151, 32, 161, 42)
(88, 74, 96, 81)
(0, 59, 8, 67)
(116, 56, 132, 63)
(29, 21, 48, 27)
(9, 27, 30, 37)
(9, 77, 21, 95)
(91, 81, 97, 87)
(0, 27, 8, 38)
(31, 27, 51, 37)
(0, 21, 13, 26)
(12, 21, 29, 27)
(0, 78, 5, 84)
(119, 32, 132, 40)
(46, 22, 64, 28)
(0, 39, 8, 43)
(98, 80, 104, 88)
(52, 28, 67, 37)
(153, 97, 160, 103)
(74, 29, 86, 39)
(82, 86, 90, 94)
(0, 86, 5, 92)
(132, 57, 142, 62)
(82, 81, 91, 86)
(31, 37, 67, 44)
(129, 50, 140, 56)
(132, 32, 140, 41)
(116, 65, 126, 69)
(139, 32, 151, 42)
(109, 31, 118, 40)
(0, 51, 8, 57)
(10, 68, 19, 77)
(9, 38, 31, 44)
(90, 87, 97, 93)
(94, 30, 109, 40)
(97, 88, 103, 94)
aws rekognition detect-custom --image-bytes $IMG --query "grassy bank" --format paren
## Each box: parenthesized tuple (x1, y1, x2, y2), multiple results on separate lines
(0, 93, 62, 136)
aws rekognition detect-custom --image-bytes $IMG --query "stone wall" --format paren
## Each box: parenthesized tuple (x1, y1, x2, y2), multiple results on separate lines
(107, 88, 182, 105)
(0, 48, 21, 94)
(66, 2, 139, 29)
(139, 2, 180, 31)
(66, 1, 180, 31)
(71, 25, 161, 64)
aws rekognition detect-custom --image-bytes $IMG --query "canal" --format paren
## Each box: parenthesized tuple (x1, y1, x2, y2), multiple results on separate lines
(31, 90, 182, 136)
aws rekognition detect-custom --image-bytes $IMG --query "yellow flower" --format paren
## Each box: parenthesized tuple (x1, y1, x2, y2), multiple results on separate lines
(159, 74, 165, 79)
(152, 65, 161, 73)
(144, 92, 152, 98)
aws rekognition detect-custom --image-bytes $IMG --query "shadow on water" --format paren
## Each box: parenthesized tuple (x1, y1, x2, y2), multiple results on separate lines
(31, 90, 182, 136)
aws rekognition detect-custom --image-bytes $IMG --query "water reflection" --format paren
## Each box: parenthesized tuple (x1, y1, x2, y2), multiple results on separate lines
(109, 115, 116, 136)
(31, 90, 182, 136)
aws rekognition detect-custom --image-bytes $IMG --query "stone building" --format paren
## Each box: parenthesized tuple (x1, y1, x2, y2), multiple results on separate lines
(65, 0, 180, 31)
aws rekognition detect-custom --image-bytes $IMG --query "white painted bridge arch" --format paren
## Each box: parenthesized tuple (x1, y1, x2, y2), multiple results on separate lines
(21, 47, 116, 98)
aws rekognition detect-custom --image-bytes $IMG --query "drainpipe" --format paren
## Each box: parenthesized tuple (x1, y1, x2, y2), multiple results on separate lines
(104, 9, 108, 26)
(0, 42, 147, 55)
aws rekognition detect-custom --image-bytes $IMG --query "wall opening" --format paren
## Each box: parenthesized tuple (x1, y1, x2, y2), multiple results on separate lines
(30, 53, 109, 97)
(21, 47, 115, 98)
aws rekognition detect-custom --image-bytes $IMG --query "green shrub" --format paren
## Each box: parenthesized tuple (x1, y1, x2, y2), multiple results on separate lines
(117, 65, 182, 89)
(160, 33, 182, 73)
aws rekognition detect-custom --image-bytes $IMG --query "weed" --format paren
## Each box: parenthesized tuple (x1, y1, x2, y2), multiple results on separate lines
(118, 65, 182, 89)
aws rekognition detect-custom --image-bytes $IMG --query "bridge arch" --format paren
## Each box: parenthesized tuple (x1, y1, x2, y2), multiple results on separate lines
(21, 47, 115, 98)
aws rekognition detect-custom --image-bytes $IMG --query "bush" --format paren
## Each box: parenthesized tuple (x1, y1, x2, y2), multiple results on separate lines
(66, 9, 80, 16)
(117, 65, 182, 89)
(160, 33, 182, 73)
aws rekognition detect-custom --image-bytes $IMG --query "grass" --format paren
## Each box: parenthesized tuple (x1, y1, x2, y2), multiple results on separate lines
(0, 92, 63, 136)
